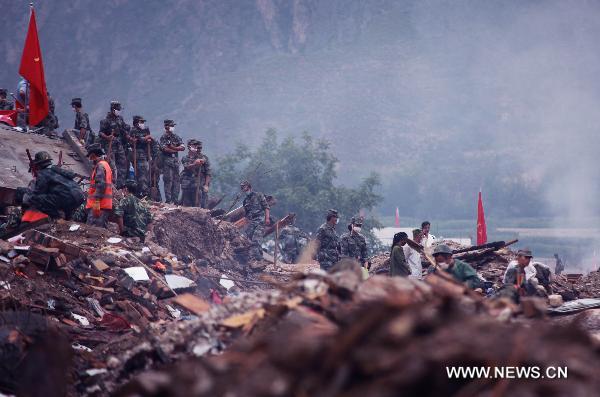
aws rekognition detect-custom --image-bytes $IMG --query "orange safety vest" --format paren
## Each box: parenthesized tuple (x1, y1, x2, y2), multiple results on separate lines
(86, 160, 113, 209)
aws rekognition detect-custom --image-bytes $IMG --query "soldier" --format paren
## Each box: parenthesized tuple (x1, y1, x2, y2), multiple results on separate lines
(0, 88, 14, 110)
(114, 180, 153, 242)
(85, 143, 114, 228)
(158, 119, 184, 203)
(129, 115, 154, 197)
(99, 101, 130, 189)
(241, 180, 271, 261)
(71, 98, 93, 145)
(315, 209, 341, 270)
(501, 249, 550, 300)
(36, 91, 59, 136)
(278, 215, 309, 264)
(180, 139, 212, 207)
(339, 216, 368, 266)
(20, 151, 85, 220)
(431, 244, 483, 289)
(554, 253, 565, 275)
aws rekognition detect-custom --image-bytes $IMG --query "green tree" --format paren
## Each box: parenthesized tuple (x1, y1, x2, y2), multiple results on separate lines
(214, 129, 384, 252)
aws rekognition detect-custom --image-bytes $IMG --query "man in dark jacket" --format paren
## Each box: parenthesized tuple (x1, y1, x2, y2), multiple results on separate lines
(22, 151, 85, 219)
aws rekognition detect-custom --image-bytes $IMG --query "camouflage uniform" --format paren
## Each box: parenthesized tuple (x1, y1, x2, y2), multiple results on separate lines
(279, 224, 308, 264)
(99, 106, 130, 189)
(0, 207, 22, 236)
(243, 190, 269, 260)
(158, 125, 183, 203)
(316, 215, 340, 270)
(36, 93, 59, 135)
(0, 89, 13, 110)
(340, 231, 368, 265)
(114, 194, 152, 241)
(21, 152, 85, 219)
(129, 121, 154, 198)
(180, 141, 211, 207)
(72, 98, 94, 146)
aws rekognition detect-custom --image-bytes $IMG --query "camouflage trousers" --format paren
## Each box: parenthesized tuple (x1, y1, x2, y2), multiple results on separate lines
(134, 157, 150, 197)
(318, 249, 340, 271)
(104, 142, 129, 189)
(181, 188, 207, 207)
(86, 209, 109, 229)
(244, 220, 264, 261)
(161, 156, 180, 203)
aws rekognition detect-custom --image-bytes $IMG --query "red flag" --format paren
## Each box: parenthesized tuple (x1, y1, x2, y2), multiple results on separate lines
(395, 207, 400, 227)
(477, 191, 487, 245)
(19, 7, 49, 126)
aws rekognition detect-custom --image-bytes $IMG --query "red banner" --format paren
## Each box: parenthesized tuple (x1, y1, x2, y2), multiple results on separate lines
(19, 7, 49, 126)
(477, 191, 487, 245)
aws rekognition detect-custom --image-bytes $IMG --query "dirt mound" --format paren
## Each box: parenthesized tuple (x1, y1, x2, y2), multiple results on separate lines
(148, 206, 250, 269)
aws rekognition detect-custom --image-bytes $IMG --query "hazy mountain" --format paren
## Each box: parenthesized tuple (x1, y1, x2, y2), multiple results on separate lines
(2, 0, 600, 222)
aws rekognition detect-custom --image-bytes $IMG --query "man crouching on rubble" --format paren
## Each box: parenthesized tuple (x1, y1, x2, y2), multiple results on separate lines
(85, 143, 113, 228)
(430, 244, 484, 289)
(499, 249, 550, 301)
(114, 179, 153, 242)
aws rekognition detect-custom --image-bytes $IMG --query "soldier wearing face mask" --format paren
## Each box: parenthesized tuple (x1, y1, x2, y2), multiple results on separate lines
(340, 216, 368, 266)
(315, 209, 341, 271)
(158, 119, 185, 203)
(99, 101, 131, 189)
(129, 115, 154, 197)
(430, 244, 483, 289)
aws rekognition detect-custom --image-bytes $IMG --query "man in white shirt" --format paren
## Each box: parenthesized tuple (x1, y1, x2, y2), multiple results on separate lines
(420, 221, 436, 248)
(404, 228, 423, 279)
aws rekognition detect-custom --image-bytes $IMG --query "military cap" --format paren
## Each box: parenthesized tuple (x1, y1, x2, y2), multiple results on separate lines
(133, 115, 146, 123)
(516, 249, 533, 258)
(164, 119, 176, 127)
(433, 244, 453, 256)
(327, 209, 339, 218)
(110, 101, 122, 110)
(351, 216, 364, 225)
(0, 88, 7, 96)
(71, 97, 82, 106)
(240, 180, 251, 188)
(86, 143, 105, 157)
(33, 151, 52, 166)
(187, 139, 200, 146)
(125, 179, 138, 191)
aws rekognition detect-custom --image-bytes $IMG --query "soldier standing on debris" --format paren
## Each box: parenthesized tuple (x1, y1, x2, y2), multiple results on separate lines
(390, 232, 410, 277)
(315, 209, 341, 270)
(129, 115, 154, 197)
(99, 101, 130, 189)
(279, 215, 308, 264)
(340, 216, 368, 267)
(404, 229, 423, 279)
(0, 88, 14, 110)
(114, 180, 153, 241)
(71, 98, 93, 145)
(159, 120, 184, 204)
(180, 139, 211, 207)
(20, 151, 85, 220)
(241, 180, 270, 261)
(431, 244, 483, 289)
(85, 143, 113, 228)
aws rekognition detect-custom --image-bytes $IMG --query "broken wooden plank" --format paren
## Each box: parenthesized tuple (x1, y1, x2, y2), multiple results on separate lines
(171, 293, 211, 315)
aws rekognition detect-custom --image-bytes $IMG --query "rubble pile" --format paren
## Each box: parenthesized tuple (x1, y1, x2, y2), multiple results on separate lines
(0, 208, 300, 396)
(115, 270, 600, 397)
